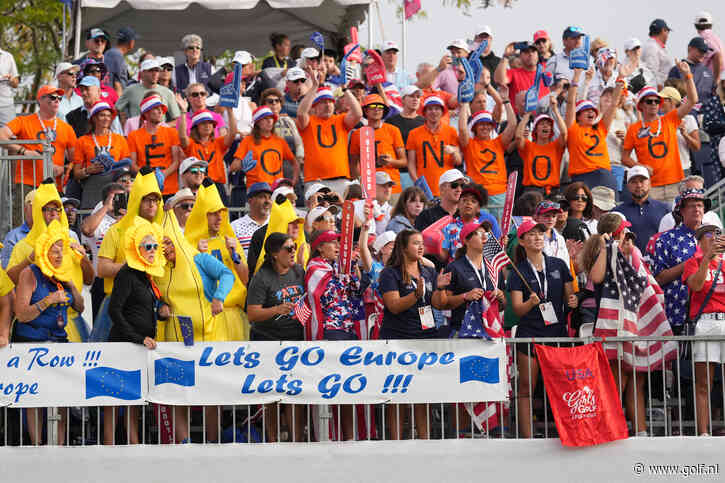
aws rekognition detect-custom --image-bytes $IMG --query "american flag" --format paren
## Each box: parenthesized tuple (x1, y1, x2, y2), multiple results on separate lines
(594, 242, 677, 371)
(483, 233, 510, 287)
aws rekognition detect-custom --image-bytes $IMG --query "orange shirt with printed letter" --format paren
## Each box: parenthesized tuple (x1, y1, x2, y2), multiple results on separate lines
(234, 134, 295, 186)
(623, 109, 682, 187)
(127, 126, 181, 194)
(300, 114, 352, 181)
(183, 137, 229, 184)
(7, 114, 76, 186)
(349, 123, 405, 194)
(463, 137, 508, 196)
(406, 123, 459, 197)
(73, 133, 130, 169)
(567, 122, 611, 176)
(519, 139, 565, 191)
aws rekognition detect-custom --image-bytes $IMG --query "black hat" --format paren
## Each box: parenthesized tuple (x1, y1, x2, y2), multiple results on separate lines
(688, 37, 711, 53)
(649, 19, 671, 35)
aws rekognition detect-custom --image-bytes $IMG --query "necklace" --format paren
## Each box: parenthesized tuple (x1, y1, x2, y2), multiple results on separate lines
(92, 131, 112, 152)
(38, 116, 57, 143)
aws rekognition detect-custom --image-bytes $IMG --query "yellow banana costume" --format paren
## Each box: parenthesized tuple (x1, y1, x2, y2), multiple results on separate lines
(185, 184, 248, 340)
(156, 210, 227, 343)
(8, 182, 88, 342)
(124, 217, 166, 277)
(254, 199, 308, 273)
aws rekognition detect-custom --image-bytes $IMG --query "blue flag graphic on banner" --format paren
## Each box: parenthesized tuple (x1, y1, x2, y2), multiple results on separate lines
(155, 357, 196, 387)
(85, 367, 142, 400)
(459, 355, 500, 384)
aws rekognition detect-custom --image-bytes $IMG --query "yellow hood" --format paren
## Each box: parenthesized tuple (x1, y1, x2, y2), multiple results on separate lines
(124, 216, 166, 277)
(184, 184, 234, 247)
(117, 169, 163, 235)
(26, 181, 69, 248)
(34, 219, 75, 282)
(255, 199, 307, 272)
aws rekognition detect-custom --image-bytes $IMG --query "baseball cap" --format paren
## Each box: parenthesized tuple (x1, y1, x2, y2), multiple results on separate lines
(563, 26, 585, 39)
(36, 85, 64, 101)
(460, 222, 489, 242)
(627, 165, 650, 182)
(301, 47, 320, 59)
(61, 197, 80, 208)
(591, 186, 616, 212)
(272, 186, 295, 202)
(158, 56, 175, 67)
(400, 85, 422, 97)
(233, 50, 253, 65)
(658, 86, 682, 103)
(24, 190, 36, 204)
(476, 25, 493, 37)
(376, 171, 395, 186)
(517, 220, 547, 239)
(447, 39, 470, 52)
(112, 167, 132, 181)
(517, 41, 537, 52)
(438, 169, 468, 187)
(305, 182, 331, 201)
(165, 188, 195, 211)
(307, 206, 339, 226)
(180, 156, 208, 174)
(248, 182, 273, 198)
(86, 27, 108, 40)
(373, 231, 397, 253)
(346, 79, 365, 89)
(286, 67, 306, 81)
(55, 62, 79, 79)
(688, 37, 711, 53)
(117, 26, 138, 42)
(310, 230, 341, 252)
(271, 178, 294, 191)
(535, 200, 563, 216)
(694, 11, 713, 25)
(533, 30, 549, 42)
(140, 58, 161, 71)
(649, 19, 671, 33)
(78, 75, 100, 88)
(382, 40, 399, 52)
(695, 224, 721, 240)
(623, 38, 642, 52)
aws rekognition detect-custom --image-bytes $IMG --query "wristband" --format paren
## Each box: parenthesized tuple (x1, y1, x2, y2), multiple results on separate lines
(502, 100, 511, 104)
(686, 73, 693, 79)
(570, 82, 579, 87)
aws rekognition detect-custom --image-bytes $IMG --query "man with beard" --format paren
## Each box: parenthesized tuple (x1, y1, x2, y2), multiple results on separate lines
(613, 165, 669, 253)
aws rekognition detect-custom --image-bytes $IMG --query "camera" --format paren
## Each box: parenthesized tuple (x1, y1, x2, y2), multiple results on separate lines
(112, 192, 128, 215)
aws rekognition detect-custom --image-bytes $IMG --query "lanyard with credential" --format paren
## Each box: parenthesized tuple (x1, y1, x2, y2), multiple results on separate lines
(527, 258, 547, 300)
(465, 255, 488, 290)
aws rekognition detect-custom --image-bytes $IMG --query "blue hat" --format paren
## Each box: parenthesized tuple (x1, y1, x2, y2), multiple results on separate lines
(117, 26, 138, 42)
(86, 27, 108, 40)
(688, 37, 711, 53)
(649, 19, 671, 34)
(563, 26, 585, 39)
(78, 75, 100, 87)
(248, 182, 273, 198)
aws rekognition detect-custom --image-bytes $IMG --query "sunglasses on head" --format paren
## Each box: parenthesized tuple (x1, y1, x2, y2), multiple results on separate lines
(142, 243, 159, 251)
(178, 202, 194, 211)
(189, 167, 206, 174)
(282, 243, 297, 253)
(45, 95, 62, 102)
(570, 195, 588, 201)
(189, 91, 207, 98)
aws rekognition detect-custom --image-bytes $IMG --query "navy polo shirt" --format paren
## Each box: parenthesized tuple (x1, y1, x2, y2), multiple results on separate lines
(444, 256, 495, 330)
(613, 198, 670, 254)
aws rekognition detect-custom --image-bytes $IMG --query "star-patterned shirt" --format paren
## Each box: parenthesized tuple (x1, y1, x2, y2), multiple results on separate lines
(651, 224, 697, 326)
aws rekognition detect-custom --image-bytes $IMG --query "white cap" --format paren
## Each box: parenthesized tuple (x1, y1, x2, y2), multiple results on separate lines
(180, 156, 208, 174)
(376, 171, 395, 185)
(286, 67, 306, 81)
(627, 165, 650, 181)
(55, 62, 79, 79)
(623, 38, 641, 52)
(233, 50, 253, 65)
(438, 169, 468, 187)
(373, 231, 397, 253)
(140, 58, 161, 71)
(400, 85, 422, 97)
(301, 47, 320, 59)
(272, 185, 295, 201)
(157, 56, 175, 67)
(306, 205, 339, 225)
(447, 39, 470, 52)
(164, 188, 195, 211)
(305, 182, 330, 201)
(694, 11, 713, 25)
(476, 25, 493, 36)
(382, 40, 399, 52)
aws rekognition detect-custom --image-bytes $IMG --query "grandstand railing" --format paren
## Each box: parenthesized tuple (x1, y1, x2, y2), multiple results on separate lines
(1, 335, 723, 447)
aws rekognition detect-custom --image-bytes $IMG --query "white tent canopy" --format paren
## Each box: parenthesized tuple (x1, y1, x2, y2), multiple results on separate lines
(78, 0, 371, 58)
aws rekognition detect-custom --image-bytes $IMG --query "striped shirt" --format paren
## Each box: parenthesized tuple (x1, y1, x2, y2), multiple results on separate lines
(231, 214, 267, 257)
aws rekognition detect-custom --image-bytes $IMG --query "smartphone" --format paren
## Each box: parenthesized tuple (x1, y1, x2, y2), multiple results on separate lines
(112, 192, 128, 215)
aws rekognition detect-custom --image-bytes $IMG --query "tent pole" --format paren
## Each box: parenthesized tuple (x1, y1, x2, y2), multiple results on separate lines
(402, 3, 407, 74)
(62, 5, 66, 59)
(74, 0, 82, 59)
(367, 1, 374, 49)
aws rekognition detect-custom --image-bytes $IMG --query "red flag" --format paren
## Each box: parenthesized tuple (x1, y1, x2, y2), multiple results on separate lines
(364, 50, 386, 85)
(500, 171, 517, 237)
(536, 343, 628, 447)
(404, 0, 421, 19)
(339, 200, 355, 274)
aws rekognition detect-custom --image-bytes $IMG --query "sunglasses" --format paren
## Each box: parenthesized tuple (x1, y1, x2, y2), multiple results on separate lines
(162, 65, 174, 71)
(86, 68, 102, 74)
(64, 207, 77, 214)
(265, 98, 281, 104)
(42, 206, 62, 214)
(118, 176, 132, 183)
(45, 95, 62, 102)
(188, 167, 206, 174)
(449, 182, 463, 189)
(282, 243, 297, 253)
(570, 195, 588, 202)
(704, 231, 723, 239)
(642, 98, 660, 106)
(366, 104, 386, 110)
(189, 91, 207, 98)
(178, 202, 194, 211)
(186, 46, 201, 51)
(292, 79, 306, 84)
(141, 243, 159, 251)
(316, 215, 335, 223)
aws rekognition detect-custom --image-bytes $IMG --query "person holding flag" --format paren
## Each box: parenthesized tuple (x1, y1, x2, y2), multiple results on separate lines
(507, 219, 577, 438)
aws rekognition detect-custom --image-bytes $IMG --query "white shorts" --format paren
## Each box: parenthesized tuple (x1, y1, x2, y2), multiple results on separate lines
(693, 316, 725, 364)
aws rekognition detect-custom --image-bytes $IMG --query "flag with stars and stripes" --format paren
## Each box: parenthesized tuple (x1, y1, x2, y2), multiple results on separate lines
(483, 233, 509, 287)
(594, 241, 677, 371)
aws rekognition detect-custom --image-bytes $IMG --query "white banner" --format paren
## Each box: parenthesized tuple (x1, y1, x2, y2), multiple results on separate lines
(0, 343, 148, 408)
(147, 340, 507, 405)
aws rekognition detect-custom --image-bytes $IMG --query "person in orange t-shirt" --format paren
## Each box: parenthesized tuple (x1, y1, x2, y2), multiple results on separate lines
(177, 94, 237, 202)
(406, 96, 461, 197)
(127, 94, 183, 195)
(233, 106, 298, 187)
(622, 61, 699, 205)
(459, 83, 516, 218)
(349, 94, 406, 195)
(564, 66, 631, 191)
(0, 86, 76, 190)
(516, 96, 568, 193)
(296, 66, 362, 196)
(72, 101, 130, 209)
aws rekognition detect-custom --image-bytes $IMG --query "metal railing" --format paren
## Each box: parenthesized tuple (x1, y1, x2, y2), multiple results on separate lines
(2, 335, 723, 447)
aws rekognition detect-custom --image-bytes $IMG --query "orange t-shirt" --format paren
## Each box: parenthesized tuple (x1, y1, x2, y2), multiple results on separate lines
(300, 113, 352, 181)
(519, 139, 565, 191)
(184, 136, 229, 184)
(7, 114, 76, 186)
(463, 137, 508, 195)
(623, 109, 682, 187)
(73, 133, 130, 170)
(406, 123, 460, 197)
(567, 122, 611, 176)
(349, 123, 405, 194)
(127, 126, 181, 194)
(233, 133, 295, 186)
(418, 89, 454, 125)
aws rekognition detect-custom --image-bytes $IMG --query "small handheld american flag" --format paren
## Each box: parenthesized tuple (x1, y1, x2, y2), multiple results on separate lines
(482, 233, 510, 287)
